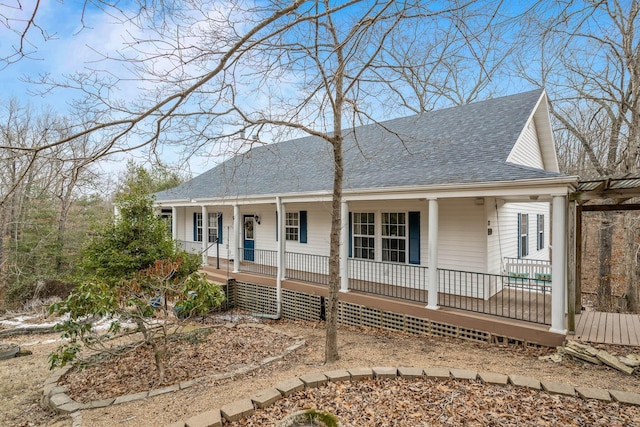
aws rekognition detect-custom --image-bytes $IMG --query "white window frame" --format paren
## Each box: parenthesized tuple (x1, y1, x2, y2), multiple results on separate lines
(537, 214, 544, 251)
(519, 213, 529, 258)
(285, 212, 299, 241)
(382, 212, 407, 263)
(353, 212, 375, 260)
(194, 212, 203, 242)
(208, 212, 219, 243)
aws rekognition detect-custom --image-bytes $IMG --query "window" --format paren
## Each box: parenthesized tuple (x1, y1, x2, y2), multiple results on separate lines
(518, 213, 528, 258)
(161, 209, 172, 235)
(286, 212, 299, 241)
(537, 214, 544, 250)
(208, 212, 219, 243)
(353, 212, 375, 260)
(382, 212, 406, 263)
(194, 212, 203, 242)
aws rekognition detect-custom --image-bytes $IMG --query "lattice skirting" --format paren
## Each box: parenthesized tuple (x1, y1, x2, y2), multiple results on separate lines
(227, 281, 541, 347)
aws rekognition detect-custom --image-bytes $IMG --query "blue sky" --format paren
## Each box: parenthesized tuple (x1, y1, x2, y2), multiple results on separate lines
(0, 0, 547, 177)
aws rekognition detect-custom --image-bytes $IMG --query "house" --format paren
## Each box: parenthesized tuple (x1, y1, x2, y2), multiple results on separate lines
(154, 89, 578, 344)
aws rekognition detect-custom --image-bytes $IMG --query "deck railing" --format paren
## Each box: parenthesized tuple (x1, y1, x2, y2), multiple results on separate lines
(348, 259, 429, 302)
(286, 252, 330, 285)
(438, 268, 550, 325)
(238, 247, 277, 276)
(187, 242, 552, 325)
(503, 257, 552, 283)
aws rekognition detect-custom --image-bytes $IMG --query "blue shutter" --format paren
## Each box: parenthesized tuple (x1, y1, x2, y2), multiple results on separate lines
(275, 211, 278, 241)
(300, 211, 307, 243)
(193, 212, 197, 241)
(218, 213, 223, 243)
(517, 213, 521, 259)
(348, 212, 352, 258)
(409, 211, 420, 265)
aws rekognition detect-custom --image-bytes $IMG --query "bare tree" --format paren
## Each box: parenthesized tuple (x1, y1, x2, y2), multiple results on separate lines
(518, 0, 640, 311)
(1, 0, 508, 358)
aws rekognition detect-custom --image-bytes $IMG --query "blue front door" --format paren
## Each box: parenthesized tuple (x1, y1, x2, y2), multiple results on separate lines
(243, 215, 255, 262)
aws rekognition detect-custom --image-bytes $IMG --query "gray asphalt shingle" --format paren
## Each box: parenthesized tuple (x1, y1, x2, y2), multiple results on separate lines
(156, 89, 564, 201)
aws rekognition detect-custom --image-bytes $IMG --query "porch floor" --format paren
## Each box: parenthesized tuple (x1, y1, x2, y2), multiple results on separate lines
(572, 311, 640, 347)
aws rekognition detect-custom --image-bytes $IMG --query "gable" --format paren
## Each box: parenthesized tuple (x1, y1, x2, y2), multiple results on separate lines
(507, 118, 544, 169)
(506, 91, 560, 173)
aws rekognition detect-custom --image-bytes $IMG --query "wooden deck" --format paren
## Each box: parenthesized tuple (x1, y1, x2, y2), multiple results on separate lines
(572, 311, 640, 346)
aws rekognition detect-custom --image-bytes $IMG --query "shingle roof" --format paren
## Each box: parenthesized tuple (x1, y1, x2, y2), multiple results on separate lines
(156, 89, 565, 201)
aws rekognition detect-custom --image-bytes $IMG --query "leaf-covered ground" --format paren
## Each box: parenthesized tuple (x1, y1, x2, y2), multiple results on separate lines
(230, 377, 639, 426)
(62, 324, 299, 403)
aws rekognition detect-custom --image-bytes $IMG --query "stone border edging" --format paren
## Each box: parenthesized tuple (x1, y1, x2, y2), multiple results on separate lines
(41, 323, 305, 419)
(167, 366, 640, 427)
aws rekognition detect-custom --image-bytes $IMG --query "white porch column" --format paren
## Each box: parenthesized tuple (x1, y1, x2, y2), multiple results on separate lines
(340, 201, 349, 293)
(550, 195, 567, 334)
(201, 205, 208, 266)
(233, 204, 240, 273)
(171, 206, 177, 242)
(277, 198, 287, 280)
(427, 198, 439, 309)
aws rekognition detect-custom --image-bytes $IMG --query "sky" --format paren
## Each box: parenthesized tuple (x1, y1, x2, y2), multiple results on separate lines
(0, 0, 546, 179)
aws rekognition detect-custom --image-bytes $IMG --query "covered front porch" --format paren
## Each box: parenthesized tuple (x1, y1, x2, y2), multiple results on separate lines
(164, 198, 568, 334)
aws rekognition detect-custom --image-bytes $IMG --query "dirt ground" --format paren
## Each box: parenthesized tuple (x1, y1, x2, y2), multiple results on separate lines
(1, 316, 639, 427)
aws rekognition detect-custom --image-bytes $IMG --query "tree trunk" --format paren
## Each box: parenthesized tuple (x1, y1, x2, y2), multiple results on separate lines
(624, 213, 639, 313)
(597, 219, 613, 311)
(325, 134, 343, 363)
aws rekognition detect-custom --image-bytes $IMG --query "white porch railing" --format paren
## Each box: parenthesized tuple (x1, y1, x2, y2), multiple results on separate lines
(503, 257, 552, 291)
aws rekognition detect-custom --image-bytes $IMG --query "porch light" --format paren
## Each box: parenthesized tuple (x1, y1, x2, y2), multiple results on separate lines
(254, 215, 260, 224)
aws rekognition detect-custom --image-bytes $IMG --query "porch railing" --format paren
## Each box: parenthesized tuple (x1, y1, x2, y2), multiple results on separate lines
(286, 252, 329, 285)
(503, 257, 552, 283)
(348, 259, 429, 302)
(438, 268, 550, 325)
(238, 247, 277, 276)
(186, 240, 552, 325)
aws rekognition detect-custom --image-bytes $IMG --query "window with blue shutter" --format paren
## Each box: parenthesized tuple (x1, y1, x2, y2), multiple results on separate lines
(408, 211, 420, 265)
(193, 212, 203, 242)
(218, 213, 223, 243)
(299, 210, 307, 243)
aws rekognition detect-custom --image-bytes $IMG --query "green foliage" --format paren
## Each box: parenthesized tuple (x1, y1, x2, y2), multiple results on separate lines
(49, 261, 225, 371)
(79, 190, 179, 285)
(116, 160, 184, 199)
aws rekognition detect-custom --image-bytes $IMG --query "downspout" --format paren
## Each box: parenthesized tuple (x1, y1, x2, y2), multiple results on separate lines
(253, 196, 283, 320)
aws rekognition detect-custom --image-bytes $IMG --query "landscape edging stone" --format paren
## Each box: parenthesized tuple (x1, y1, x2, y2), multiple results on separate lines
(41, 323, 305, 417)
(167, 367, 638, 427)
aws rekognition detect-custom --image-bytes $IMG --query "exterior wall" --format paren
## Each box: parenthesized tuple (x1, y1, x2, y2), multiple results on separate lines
(179, 206, 235, 259)
(174, 198, 489, 279)
(507, 118, 544, 169)
(438, 198, 486, 273)
(486, 200, 551, 275)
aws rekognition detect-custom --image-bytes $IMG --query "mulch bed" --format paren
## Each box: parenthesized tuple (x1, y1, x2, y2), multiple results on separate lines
(229, 377, 640, 426)
(61, 324, 298, 403)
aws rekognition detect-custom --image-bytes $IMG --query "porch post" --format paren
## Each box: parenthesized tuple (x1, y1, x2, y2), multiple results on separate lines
(427, 198, 439, 310)
(171, 206, 177, 241)
(279, 199, 287, 279)
(201, 205, 208, 266)
(233, 204, 240, 273)
(340, 201, 349, 293)
(550, 195, 567, 334)
(276, 197, 285, 307)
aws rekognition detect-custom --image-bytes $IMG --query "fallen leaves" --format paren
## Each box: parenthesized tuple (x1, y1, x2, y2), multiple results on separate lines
(61, 324, 298, 403)
(231, 378, 640, 426)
